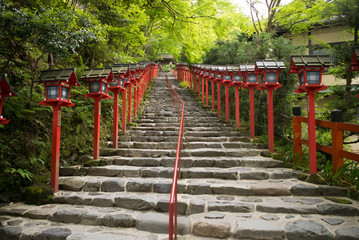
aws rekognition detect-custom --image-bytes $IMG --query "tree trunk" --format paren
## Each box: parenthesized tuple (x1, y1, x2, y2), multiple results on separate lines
(48, 52, 54, 70)
(342, 74, 352, 122)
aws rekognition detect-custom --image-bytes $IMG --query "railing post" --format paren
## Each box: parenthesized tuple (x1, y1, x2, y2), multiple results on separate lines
(206, 78, 209, 106)
(212, 80, 215, 110)
(331, 109, 344, 172)
(292, 107, 302, 162)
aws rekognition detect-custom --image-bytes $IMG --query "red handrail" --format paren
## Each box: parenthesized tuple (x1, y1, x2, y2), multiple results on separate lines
(166, 74, 185, 240)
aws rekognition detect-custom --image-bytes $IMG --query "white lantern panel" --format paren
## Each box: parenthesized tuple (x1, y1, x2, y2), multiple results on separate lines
(224, 75, 231, 81)
(61, 86, 69, 100)
(110, 77, 120, 87)
(90, 82, 101, 93)
(266, 73, 277, 83)
(46, 86, 58, 99)
(102, 82, 107, 93)
(234, 75, 241, 82)
(306, 71, 320, 84)
(247, 74, 257, 83)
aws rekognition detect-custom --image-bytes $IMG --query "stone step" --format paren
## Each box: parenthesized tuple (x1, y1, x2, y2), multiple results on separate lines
(60, 165, 300, 180)
(83, 156, 284, 168)
(56, 176, 348, 198)
(46, 191, 358, 217)
(112, 141, 265, 150)
(100, 148, 265, 158)
(118, 135, 249, 143)
(129, 126, 236, 132)
(4, 203, 358, 239)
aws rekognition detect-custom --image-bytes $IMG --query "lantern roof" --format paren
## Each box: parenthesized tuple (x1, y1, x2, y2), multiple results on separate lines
(226, 66, 235, 72)
(0, 74, 17, 98)
(204, 65, 211, 70)
(255, 60, 286, 70)
(39, 68, 80, 86)
(81, 68, 114, 81)
(129, 64, 137, 72)
(232, 66, 240, 72)
(112, 64, 129, 74)
(240, 64, 256, 72)
(290, 55, 333, 67)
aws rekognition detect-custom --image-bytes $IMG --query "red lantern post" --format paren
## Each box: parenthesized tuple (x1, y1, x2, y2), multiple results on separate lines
(203, 65, 210, 106)
(223, 66, 234, 121)
(82, 68, 114, 160)
(231, 66, 244, 128)
(255, 60, 286, 152)
(109, 65, 128, 148)
(242, 64, 260, 139)
(0, 74, 17, 125)
(289, 55, 333, 173)
(39, 69, 80, 192)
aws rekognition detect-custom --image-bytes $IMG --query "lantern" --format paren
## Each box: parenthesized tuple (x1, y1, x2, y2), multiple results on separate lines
(255, 60, 286, 90)
(289, 55, 332, 93)
(242, 64, 259, 86)
(39, 68, 80, 106)
(350, 46, 359, 72)
(223, 66, 233, 84)
(232, 65, 245, 86)
(0, 74, 17, 124)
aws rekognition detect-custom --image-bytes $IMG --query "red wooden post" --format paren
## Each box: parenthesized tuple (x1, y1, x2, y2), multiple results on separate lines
(307, 91, 317, 173)
(249, 87, 255, 139)
(217, 82, 221, 116)
(212, 81, 215, 110)
(113, 91, 119, 148)
(51, 105, 61, 192)
(93, 98, 101, 160)
(267, 88, 274, 152)
(127, 85, 132, 123)
(133, 83, 137, 118)
(122, 91, 126, 133)
(206, 78, 209, 106)
(235, 85, 240, 128)
(332, 122, 344, 172)
(225, 84, 229, 121)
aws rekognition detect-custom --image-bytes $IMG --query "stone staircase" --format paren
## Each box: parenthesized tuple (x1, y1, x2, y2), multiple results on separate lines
(1, 73, 359, 240)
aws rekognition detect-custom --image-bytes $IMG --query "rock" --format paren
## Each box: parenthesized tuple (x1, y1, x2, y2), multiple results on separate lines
(78, 233, 136, 240)
(58, 178, 84, 191)
(126, 180, 153, 192)
(6, 219, 22, 226)
(335, 227, 359, 240)
(136, 212, 190, 235)
(305, 174, 327, 185)
(155, 199, 188, 215)
(114, 195, 155, 210)
(22, 185, 54, 205)
(291, 184, 321, 196)
(317, 204, 359, 216)
(102, 213, 135, 227)
(205, 212, 225, 219)
(188, 200, 205, 215)
(81, 211, 103, 225)
(260, 214, 280, 221)
(285, 220, 334, 240)
(0, 226, 22, 239)
(51, 209, 87, 224)
(35, 228, 72, 240)
(208, 201, 253, 213)
(321, 217, 344, 226)
(282, 197, 323, 205)
(192, 220, 231, 238)
(83, 180, 100, 192)
(234, 219, 284, 240)
(187, 183, 213, 195)
(251, 183, 291, 196)
(101, 179, 124, 192)
(256, 201, 317, 214)
(320, 186, 347, 196)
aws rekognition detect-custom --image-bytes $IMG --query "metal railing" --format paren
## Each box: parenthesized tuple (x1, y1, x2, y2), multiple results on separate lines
(166, 74, 185, 240)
